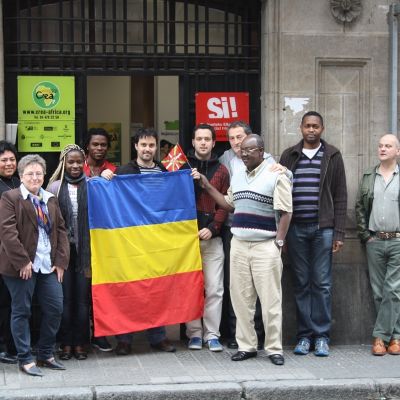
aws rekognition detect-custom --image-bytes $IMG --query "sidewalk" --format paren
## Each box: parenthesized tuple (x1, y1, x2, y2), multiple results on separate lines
(0, 342, 399, 400)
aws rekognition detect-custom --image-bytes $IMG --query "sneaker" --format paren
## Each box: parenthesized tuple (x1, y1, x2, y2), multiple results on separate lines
(314, 337, 329, 357)
(188, 337, 202, 350)
(293, 338, 311, 355)
(0, 351, 17, 364)
(91, 337, 113, 352)
(207, 339, 223, 352)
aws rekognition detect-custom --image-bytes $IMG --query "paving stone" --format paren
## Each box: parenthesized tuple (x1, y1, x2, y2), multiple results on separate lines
(0, 346, 399, 399)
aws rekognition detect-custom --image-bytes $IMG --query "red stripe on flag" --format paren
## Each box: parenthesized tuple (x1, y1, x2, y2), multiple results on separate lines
(92, 270, 204, 336)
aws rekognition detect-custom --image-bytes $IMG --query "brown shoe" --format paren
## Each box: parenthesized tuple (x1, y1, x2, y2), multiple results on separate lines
(372, 337, 387, 356)
(150, 338, 176, 353)
(388, 339, 400, 355)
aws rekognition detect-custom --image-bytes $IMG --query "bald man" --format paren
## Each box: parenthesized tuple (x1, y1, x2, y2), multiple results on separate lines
(356, 134, 400, 356)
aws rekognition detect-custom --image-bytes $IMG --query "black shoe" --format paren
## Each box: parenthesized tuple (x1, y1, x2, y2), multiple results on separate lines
(0, 351, 17, 364)
(37, 357, 66, 370)
(59, 345, 73, 361)
(231, 351, 257, 361)
(19, 363, 43, 377)
(150, 339, 176, 353)
(114, 342, 131, 356)
(227, 339, 238, 349)
(91, 337, 113, 352)
(269, 354, 284, 365)
(73, 345, 88, 360)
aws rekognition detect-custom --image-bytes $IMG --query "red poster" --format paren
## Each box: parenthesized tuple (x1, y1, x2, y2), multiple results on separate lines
(195, 92, 249, 141)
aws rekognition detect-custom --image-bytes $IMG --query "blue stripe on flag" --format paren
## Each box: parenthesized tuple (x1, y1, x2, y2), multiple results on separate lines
(88, 169, 197, 229)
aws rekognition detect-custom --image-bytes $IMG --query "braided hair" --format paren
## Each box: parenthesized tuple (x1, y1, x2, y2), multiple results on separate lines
(47, 144, 86, 195)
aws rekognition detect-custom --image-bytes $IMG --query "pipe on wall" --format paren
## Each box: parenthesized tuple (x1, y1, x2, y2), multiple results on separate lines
(389, 3, 400, 135)
(0, 0, 4, 140)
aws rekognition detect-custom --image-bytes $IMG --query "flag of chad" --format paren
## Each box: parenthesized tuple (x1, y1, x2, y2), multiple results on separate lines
(88, 169, 204, 336)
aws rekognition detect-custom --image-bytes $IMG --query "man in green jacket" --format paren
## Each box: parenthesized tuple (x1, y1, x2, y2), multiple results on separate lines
(355, 134, 400, 356)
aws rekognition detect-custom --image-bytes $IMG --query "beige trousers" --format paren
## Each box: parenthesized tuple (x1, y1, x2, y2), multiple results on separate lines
(230, 236, 283, 355)
(186, 237, 224, 341)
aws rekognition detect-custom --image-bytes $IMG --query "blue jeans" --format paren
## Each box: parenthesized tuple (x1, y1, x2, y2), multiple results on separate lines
(58, 245, 91, 346)
(4, 272, 63, 365)
(286, 223, 333, 341)
(116, 326, 166, 346)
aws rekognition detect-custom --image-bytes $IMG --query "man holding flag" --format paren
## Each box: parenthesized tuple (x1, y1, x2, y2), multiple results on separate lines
(106, 128, 176, 355)
(184, 123, 230, 352)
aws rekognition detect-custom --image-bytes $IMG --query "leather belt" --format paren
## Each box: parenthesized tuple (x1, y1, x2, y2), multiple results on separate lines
(374, 232, 400, 240)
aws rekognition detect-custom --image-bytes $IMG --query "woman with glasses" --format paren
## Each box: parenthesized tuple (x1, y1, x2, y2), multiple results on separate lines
(48, 145, 91, 361)
(0, 154, 69, 376)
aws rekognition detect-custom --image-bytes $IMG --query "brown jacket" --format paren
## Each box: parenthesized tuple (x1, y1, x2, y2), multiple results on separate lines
(0, 188, 70, 277)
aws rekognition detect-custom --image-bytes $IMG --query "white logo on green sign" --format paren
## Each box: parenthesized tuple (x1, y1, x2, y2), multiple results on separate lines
(32, 81, 60, 109)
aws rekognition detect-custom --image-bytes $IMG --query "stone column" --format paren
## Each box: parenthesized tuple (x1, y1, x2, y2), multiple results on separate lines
(260, 0, 280, 158)
(0, 0, 5, 140)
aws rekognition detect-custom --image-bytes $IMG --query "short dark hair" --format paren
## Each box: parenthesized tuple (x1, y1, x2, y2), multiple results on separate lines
(134, 128, 158, 144)
(301, 111, 324, 126)
(192, 123, 216, 140)
(83, 128, 111, 152)
(0, 140, 17, 158)
(227, 121, 252, 135)
(244, 133, 264, 149)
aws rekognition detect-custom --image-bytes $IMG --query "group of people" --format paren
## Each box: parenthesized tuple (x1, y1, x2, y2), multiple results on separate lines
(0, 110, 399, 377)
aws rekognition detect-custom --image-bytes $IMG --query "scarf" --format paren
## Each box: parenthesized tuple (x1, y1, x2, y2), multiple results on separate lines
(31, 194, 52, 235)
(58, 172, 91, 273)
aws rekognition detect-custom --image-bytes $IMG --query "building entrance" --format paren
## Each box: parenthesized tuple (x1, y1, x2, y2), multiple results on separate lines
(3, 0, 261, 167)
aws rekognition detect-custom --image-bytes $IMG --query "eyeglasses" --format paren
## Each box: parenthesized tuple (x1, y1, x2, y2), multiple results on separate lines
(23, 172, 44, 178)
(240, 147, 261, 156)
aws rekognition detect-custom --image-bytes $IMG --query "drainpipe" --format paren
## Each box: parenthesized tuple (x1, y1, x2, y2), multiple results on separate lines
(389, 3, 400, 135)
(0, 0, 4, 140)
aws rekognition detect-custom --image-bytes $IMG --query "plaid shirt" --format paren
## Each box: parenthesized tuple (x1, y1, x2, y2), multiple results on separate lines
(196, 163, 230, 235)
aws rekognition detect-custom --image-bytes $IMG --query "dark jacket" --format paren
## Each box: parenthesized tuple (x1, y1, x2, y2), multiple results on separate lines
(0, 188, 70, 277)
(279, 139, 347, 242)
(0, 176, 20, 198)
(183, 150, 229, 236)
(115, 159, 167, 175)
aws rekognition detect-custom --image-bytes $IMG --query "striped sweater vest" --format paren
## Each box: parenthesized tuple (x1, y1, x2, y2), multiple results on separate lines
(231, 162, 279, 241)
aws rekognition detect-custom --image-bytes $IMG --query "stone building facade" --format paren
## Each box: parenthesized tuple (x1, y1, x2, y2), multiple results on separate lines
(1, 0, 399, 344)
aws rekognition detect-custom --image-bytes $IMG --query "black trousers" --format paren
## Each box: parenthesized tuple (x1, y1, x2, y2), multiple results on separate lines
(0, 274, 16, 355)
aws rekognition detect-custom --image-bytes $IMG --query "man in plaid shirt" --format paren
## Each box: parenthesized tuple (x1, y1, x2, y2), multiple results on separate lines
(184, 123, 229, 352)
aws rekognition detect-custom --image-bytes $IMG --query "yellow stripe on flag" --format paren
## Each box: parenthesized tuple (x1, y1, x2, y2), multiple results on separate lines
(91, 219, 202, 285)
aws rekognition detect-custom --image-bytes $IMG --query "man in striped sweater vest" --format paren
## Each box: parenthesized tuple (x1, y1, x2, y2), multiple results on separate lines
(195, 134, 292, 365)
(280, 111, 347, 357)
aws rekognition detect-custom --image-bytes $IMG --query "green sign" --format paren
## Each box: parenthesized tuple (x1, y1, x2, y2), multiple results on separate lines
(18, 121, 75, 153)
(18, 76, 75, 121)
(18, 76, 75, 152)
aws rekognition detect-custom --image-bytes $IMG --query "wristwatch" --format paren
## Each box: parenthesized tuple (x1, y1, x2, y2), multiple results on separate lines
(274, 239, 285, 249)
